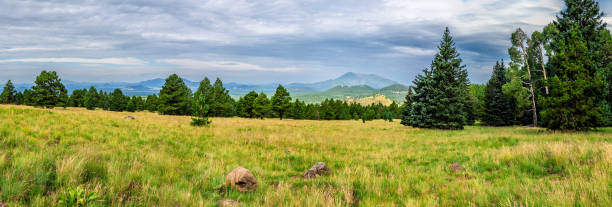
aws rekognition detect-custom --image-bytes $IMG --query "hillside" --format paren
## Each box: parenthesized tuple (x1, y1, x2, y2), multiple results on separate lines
(1, 105, 612, 206)
(294, 84, 409, 104)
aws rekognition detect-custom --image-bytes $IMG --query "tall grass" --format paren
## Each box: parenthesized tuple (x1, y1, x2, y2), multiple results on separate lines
(0, 105, 611, 206)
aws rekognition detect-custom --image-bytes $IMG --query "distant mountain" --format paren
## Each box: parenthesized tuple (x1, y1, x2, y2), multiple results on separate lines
(11, 72, 408, 102)
(288, 72, 398, 91)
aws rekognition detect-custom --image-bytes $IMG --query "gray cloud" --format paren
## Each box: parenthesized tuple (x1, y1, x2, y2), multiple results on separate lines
(0, 0, 610, 84)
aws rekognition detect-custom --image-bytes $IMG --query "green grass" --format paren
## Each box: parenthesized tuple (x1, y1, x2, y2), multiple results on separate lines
(0, 105, 611, 206)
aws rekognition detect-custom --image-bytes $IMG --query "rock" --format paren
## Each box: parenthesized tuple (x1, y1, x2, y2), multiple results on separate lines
(303, 162, 330, 179)
(225, 167, 257, 192)
(124, 116, 135, 120)
(450, 162, 465, 171)
(217, 199, 239, 207)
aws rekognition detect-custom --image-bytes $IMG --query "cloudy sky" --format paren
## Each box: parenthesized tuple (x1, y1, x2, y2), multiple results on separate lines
(1, 0, 611, 85)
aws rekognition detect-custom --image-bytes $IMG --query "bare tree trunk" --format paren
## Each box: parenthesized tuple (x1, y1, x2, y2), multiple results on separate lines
(538, 45, 549, 95)
(520, 44, 538, 127)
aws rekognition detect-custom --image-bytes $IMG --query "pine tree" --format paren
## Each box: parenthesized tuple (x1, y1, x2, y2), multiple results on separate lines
(541, 0, 610, 130)
(109, 89, 127, 111)
(483, 61, 516, 126)
(144, 94, 159, 112)
(400, 88, 413, 126)
(191, 88, 211, 126)
(31, 70, 68, 108)
(253, 92, 270, 119)
(193, 77, 212, 115)
(126, 97, 136, 112)
(0, 80, 17, 104)
(69, 89, 87, 107)
(408, 27, 471, 129)
(237, 91, 258, 118)
(84, 86, 98, 110)
(209, 78, 233, 117)
(270, 85, 292, 120)
(158, 74, 191, 115)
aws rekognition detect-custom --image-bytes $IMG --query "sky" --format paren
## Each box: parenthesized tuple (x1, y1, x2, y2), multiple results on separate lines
(1, 0, 611, 85)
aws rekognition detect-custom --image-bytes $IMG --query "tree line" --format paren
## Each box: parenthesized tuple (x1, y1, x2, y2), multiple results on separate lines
(0, 72, 402, 123)
(401, 0, 611, 130)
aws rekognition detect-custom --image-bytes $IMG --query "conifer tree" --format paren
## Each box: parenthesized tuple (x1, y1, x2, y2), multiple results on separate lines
(109, 89, 127, 111)
(0, 80, 17, 104)
(400, 88, 413, 126)
(408, 27, 471, 129)
(191, 88, 211, 126)
(84, 86, 98, 110)
(31, 70, 68, 108)
(209, 78, 234, 117)
(144, 94, 159, 112)
(193, 77, 212, 115)
(126, 97, 136, 112)
(541, 0, 610, 130)
(270, 85, 291, 120)
(158, 74, 191, 115)
(69, 89, 87, 107)
(483, 61, 516, 126)
(237, 91, 258, 118)
(253, 92, 270, 119)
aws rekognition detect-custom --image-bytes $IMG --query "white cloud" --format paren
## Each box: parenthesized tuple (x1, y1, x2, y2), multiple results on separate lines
(391, 46, 437, 56)
(158, 59, 298, 72)
(0, 58, 147, 65)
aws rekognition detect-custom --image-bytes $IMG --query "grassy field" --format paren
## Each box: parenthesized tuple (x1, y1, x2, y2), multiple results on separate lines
(1, 105, 612, 206)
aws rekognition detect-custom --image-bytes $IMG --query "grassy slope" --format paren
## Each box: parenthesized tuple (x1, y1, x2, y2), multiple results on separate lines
(1, 105, 612, 206)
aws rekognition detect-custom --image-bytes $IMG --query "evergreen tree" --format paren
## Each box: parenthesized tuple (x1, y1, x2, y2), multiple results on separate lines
(109, 89, 127, 111)
(84, 86, 98, 110)
(22, 89, 35, 106)
(69, 89, 87, 107)
(253, 92, 270, 119)
(237, 91, 258, 118)
(400, 88, 413, 126)
(290, 99, 306, 119)
(270, 85, 292, 120)
(158, 74, 191, 115)
(31, 70, 68, 108)
(541, 0, 610, 130)
(191, 87, 212, 126)
(15, 91, 24, 105)
(483, 61, 516, 126)
(126, 97, 136, 112)
(144, 94, 159, 112)
(0, 80, 17, 104)
(408, 28, 471, 129)
(209, 78, 234, 117)
(193, 77, 212, 115)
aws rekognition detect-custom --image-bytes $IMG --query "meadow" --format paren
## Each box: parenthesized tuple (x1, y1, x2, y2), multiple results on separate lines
(1, 105, 612, 206)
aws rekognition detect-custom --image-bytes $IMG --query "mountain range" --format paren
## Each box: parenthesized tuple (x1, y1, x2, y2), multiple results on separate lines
(13, 72, 409, 104)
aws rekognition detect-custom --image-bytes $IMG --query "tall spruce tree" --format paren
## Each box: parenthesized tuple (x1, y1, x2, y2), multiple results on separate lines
(69, 89, 87, 107)
(483, 61, 516, 126)
(541, 0, 610, 130)
(31, 70, 68, 108)
(193, 77, 212, 115)
(400, 88, 413, 126)
(253, 92, 270, 119)
(270, 85, 292, 120)
(158, 74, 192, 115)
(408, 27, 471, 129)
(1, 80, 17, 104)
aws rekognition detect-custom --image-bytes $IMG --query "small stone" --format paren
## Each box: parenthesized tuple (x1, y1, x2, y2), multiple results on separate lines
(225, 167, 258, 192)
(450, 162, 465, 171)
(218, 199, 239, 207)
(124, 116, 135, 120)
(303, 162, 330, 179)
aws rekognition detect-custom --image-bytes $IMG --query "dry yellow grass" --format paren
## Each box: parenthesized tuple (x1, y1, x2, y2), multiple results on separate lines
(0, 105, 611, 206)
